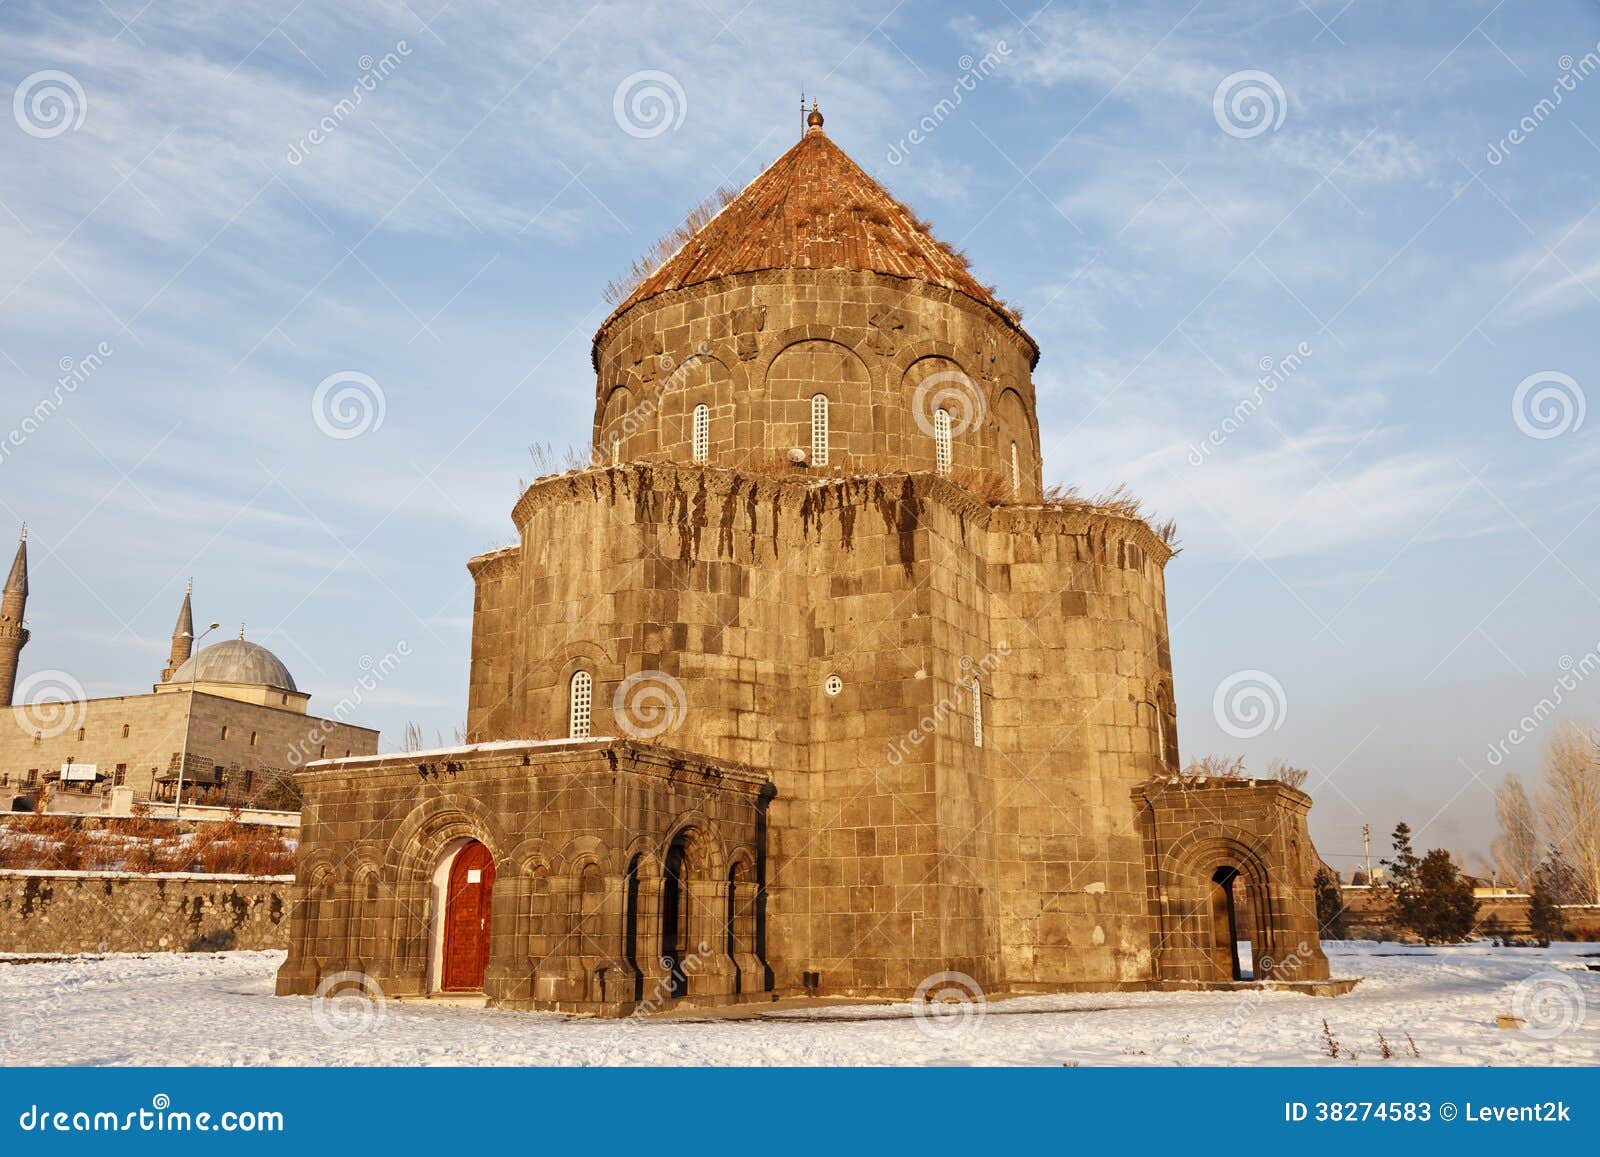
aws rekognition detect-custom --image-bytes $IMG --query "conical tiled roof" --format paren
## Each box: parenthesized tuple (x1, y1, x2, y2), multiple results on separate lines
(601, 114, 1030, 351)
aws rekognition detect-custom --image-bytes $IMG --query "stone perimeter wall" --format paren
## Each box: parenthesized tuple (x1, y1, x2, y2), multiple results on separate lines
(0, 869, 291, 954)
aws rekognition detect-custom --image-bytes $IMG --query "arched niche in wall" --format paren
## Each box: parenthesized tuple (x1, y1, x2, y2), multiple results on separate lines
(900, 354, 984, 478)
(655, 353, 735, 465)
(762, 338, 872, 467)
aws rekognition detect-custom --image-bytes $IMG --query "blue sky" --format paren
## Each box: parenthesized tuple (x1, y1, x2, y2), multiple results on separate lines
(2, 0, 1597, 869)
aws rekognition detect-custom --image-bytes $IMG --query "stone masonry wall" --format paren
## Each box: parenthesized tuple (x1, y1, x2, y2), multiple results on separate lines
(466, 464, 1178, 996)
(0, 869, 291, 953)
(593, 270, 1043, 501)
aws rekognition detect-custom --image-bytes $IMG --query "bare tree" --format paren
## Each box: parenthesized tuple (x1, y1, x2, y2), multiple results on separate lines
(1266, 758, 1311, 790)
(1490, 772, 1540, 890)
(402, 721, 424, 753)
(1181, 753, 1247, 778)
(1539, 722, 1600, 904)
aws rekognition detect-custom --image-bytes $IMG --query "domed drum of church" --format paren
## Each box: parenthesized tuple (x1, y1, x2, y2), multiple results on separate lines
(277, 108, 1329, 1013)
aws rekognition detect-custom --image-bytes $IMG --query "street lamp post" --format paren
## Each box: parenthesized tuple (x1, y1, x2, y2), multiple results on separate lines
(174, 621, 221, 821)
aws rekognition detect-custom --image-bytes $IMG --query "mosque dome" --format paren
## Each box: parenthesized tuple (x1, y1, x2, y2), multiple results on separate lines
(169, 637, 297, 691)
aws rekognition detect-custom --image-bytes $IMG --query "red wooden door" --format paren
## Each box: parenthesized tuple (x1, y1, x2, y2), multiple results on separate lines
(442, 841, 495, 991)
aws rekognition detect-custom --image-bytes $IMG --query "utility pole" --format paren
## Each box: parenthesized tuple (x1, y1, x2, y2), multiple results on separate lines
(1362, 823, 1372, 883)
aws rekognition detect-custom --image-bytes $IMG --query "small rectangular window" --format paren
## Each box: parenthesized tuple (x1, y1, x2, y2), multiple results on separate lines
(692, 404, 710, 464)
(220, 725, 229, 740)
(569, 671, 593, 739)
(934, 409, 952, 476)
(811, 394, 830, 466)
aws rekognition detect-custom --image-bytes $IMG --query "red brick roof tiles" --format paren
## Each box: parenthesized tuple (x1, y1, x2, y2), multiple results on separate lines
(607, 124, 1021, 325)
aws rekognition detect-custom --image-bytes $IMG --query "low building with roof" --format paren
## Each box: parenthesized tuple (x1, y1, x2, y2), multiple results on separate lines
(0, 535, 379, 817)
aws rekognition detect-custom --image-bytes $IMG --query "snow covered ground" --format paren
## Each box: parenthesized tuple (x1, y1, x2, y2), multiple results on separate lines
(2, 942, 1595, 1066)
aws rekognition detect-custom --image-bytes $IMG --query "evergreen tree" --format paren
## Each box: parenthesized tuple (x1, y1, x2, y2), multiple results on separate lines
(1527, 854, 1572, 945)
(1380, 822, 1423, 935)
(1314, 867, 1348, 940)
(1381, 824, 1478, 943)
(1411, 849, 1479, 944)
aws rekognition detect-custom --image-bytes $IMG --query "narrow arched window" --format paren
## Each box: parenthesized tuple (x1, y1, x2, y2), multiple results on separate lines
(569, 670, 593, 739)
(810, 394, 829, 466)
(610, 437, 620, 467)
(971, 675, 984, 747)
(692, 403, 710, 464)
(934, 408, 952, 476)
(1010, 441, 1020, 496)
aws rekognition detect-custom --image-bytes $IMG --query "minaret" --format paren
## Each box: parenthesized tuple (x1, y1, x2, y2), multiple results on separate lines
(160, 579, 195, 683)
(0, 526, 29, 707)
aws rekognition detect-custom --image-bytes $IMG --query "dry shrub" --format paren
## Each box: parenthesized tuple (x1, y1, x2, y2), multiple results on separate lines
(17, 813, 73, 838)
(603, 185, 738, 305)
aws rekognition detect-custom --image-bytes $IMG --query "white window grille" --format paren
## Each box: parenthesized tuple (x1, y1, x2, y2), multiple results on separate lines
(1010, 441, 1020, 495)
(610, 437, 620, 466)
(934, 408, 952, 475)
(971, 676, 983, 747)
(811, 394, 830, 466)
(569, 670, 593, 739)
(692, 403, 710, 464)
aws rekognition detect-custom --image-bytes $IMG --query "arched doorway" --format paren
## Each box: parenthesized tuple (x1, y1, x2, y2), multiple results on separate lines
(441, 840, 495, 992)
(661, 833, 690, 999)
(1210, 866, 1246, 981)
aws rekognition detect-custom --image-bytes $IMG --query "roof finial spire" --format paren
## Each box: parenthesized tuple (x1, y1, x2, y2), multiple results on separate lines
(238, 621, 246, 640)
(18, 524, 25, 543)
(807, 98, 824, 133)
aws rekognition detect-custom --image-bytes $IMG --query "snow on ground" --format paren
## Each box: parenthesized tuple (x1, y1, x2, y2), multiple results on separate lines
(2, 942, 1596, 1066)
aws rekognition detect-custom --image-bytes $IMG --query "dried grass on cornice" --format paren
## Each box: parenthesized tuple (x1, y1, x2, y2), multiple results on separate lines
(603, 185, 739, 306)
(991, 479, 1179, 547)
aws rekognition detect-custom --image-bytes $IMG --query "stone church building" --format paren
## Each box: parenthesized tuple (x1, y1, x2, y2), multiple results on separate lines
(277, 106, 1328, 1014)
